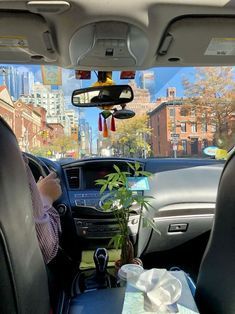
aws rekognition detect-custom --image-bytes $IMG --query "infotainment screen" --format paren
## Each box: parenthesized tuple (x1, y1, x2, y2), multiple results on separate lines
(84, 163, 128, 189)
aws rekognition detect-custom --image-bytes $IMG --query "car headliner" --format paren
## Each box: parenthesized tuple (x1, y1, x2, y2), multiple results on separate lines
(0, 0, 234, 70)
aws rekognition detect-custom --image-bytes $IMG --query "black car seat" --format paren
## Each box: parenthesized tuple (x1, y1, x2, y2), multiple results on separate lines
(0, 117, 50, 314)
(195, 151, 235, 314)
(0, 117, 125, 314)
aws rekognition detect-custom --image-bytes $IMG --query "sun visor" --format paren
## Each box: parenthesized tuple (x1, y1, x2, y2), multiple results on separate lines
(157, 17, 235, 66)
(69, 21, 149, 69)
(0, 12, 57, 63)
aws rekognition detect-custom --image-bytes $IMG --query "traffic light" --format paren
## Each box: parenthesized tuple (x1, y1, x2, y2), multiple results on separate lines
(41, 130, 48, 139)
(167, 121, 174, 132)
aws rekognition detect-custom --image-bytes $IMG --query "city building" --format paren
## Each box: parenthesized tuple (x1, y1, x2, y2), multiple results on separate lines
(65, 109, 78, 127)
(0, 66, 35, 100)
(0, 85, 64, 152)
(0, 85, 15, 130)
(149, 99, 215, 157)
(137, 71, 156, 100)
(127, 81, 155, 115)
(14, 100, 43, 151)
(79, 118, 92, 157)
(97, 134, 112, 157)
(20, 82, 70, 131)
(21, 71, 34, 95)
(47, 122, 64, 139)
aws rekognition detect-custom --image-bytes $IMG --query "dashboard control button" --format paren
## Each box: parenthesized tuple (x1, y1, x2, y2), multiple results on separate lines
(56, 204, 67, 216)
(75, 200, 85, 206)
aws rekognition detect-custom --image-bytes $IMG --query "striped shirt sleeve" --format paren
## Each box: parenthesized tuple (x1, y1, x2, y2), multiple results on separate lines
(24, 157, 61, 264)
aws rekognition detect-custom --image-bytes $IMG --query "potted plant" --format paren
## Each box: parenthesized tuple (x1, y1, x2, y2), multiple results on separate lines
(95, 161, 158, 267)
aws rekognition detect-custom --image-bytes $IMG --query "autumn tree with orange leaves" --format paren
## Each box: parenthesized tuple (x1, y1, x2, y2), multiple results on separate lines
(182, 67, 235, 149)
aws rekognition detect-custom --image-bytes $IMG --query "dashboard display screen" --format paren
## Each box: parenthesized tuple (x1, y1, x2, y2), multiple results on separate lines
(84, 164, 128, 189)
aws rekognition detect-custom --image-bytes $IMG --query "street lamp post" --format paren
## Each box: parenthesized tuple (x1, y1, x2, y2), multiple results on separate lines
(173, 103, 177, 159)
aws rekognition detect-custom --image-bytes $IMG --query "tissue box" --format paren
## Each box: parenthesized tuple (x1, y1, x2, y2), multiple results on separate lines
(122, 270, 199, 314)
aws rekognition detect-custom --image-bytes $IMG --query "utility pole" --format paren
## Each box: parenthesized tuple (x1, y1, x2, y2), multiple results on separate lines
(173, 102, 177, 159)
(77, 110, 81, 159)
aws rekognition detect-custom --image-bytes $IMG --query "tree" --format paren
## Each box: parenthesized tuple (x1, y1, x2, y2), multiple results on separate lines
(182, 67, 235, 149)
(111, 114, 152, 157)
(30, 145, 52, 158)
(50, 135, 77, 157)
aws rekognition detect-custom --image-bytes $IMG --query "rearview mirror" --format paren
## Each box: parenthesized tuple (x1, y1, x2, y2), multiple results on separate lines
(71, 85, 134, 107)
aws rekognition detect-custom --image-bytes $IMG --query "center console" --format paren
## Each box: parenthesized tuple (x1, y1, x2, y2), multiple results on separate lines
(72, 248, 120, 295)
(63, 160, 142, 249)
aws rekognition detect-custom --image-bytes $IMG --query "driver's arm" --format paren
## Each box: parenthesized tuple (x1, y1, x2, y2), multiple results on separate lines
(24, 158, 62, 264)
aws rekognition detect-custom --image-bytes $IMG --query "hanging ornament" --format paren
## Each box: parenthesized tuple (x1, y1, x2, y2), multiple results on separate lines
(110, 115, 116, 132)
(98, 113, 102, 131)
(110, 115, 116, 131)
(103, 119, 108, 137)
(101, 110, 112, 119)
(98, 109, 117, 137)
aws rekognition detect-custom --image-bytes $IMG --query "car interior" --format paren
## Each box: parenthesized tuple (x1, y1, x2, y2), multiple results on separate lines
(0, 1, 234, 314)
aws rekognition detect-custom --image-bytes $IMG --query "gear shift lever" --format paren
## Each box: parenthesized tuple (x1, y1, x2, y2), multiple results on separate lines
(76, 248, 118, 292)
(94, 248, 109, 274)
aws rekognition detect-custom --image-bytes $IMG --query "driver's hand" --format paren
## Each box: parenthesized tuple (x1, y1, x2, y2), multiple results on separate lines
(37, 172, 62, 205)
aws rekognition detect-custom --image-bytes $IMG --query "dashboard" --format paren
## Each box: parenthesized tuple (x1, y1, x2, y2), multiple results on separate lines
(27, 155, 224, 261)
(63, 159, 138, 210)
(62, 159, 141, 245)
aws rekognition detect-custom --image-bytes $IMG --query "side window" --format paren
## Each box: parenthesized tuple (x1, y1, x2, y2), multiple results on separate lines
(181, 122, 187, 133)
(191, 122, 197, 133)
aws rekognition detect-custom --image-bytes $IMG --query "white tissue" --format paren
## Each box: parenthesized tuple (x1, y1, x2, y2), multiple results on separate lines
(127, 268, 182, 313)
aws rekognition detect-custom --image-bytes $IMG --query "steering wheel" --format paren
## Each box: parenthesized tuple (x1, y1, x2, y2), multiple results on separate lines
(23, 152, 50, 181)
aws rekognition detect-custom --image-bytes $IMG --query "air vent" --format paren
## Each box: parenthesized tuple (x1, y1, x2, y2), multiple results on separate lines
(66, 168, 80, 189)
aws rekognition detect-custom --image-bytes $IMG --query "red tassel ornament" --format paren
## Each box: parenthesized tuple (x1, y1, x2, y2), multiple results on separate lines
(98, 113, 102, 131)
(110, 115, 116, 131)
(103, 119, 108, 137)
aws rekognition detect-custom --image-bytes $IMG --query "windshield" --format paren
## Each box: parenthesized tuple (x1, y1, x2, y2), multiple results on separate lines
(0, 65, 234, 161)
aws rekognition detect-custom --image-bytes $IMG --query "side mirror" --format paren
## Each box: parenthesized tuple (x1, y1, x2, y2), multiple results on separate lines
(71, 85, 134, 107)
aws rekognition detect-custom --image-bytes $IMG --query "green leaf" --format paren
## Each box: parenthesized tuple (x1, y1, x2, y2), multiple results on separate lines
(100, 184, 107, 194)
(113, 164, 121, 173)
(127, 162, 135, 171)
(102, 201, 113, 212)
(143, 217, 161, 234)
(138, 170, 152, 177)
(108, 237, 115, 247)
(108, 234, 123, 250)
(113, 173, 119, 182)
(95, 179, 108, 186)
(105, 172, 117, 181)
(135, 162, 140, 170)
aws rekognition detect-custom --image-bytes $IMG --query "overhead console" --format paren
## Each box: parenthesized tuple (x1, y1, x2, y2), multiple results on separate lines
(69, 21, 149, 68)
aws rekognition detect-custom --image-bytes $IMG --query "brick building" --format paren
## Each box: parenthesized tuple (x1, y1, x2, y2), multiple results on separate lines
(0, 86, 15, 130)
(47, 122, 64, 140)
(0, 85, 65, 152)
(149, 99, 215, 157)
